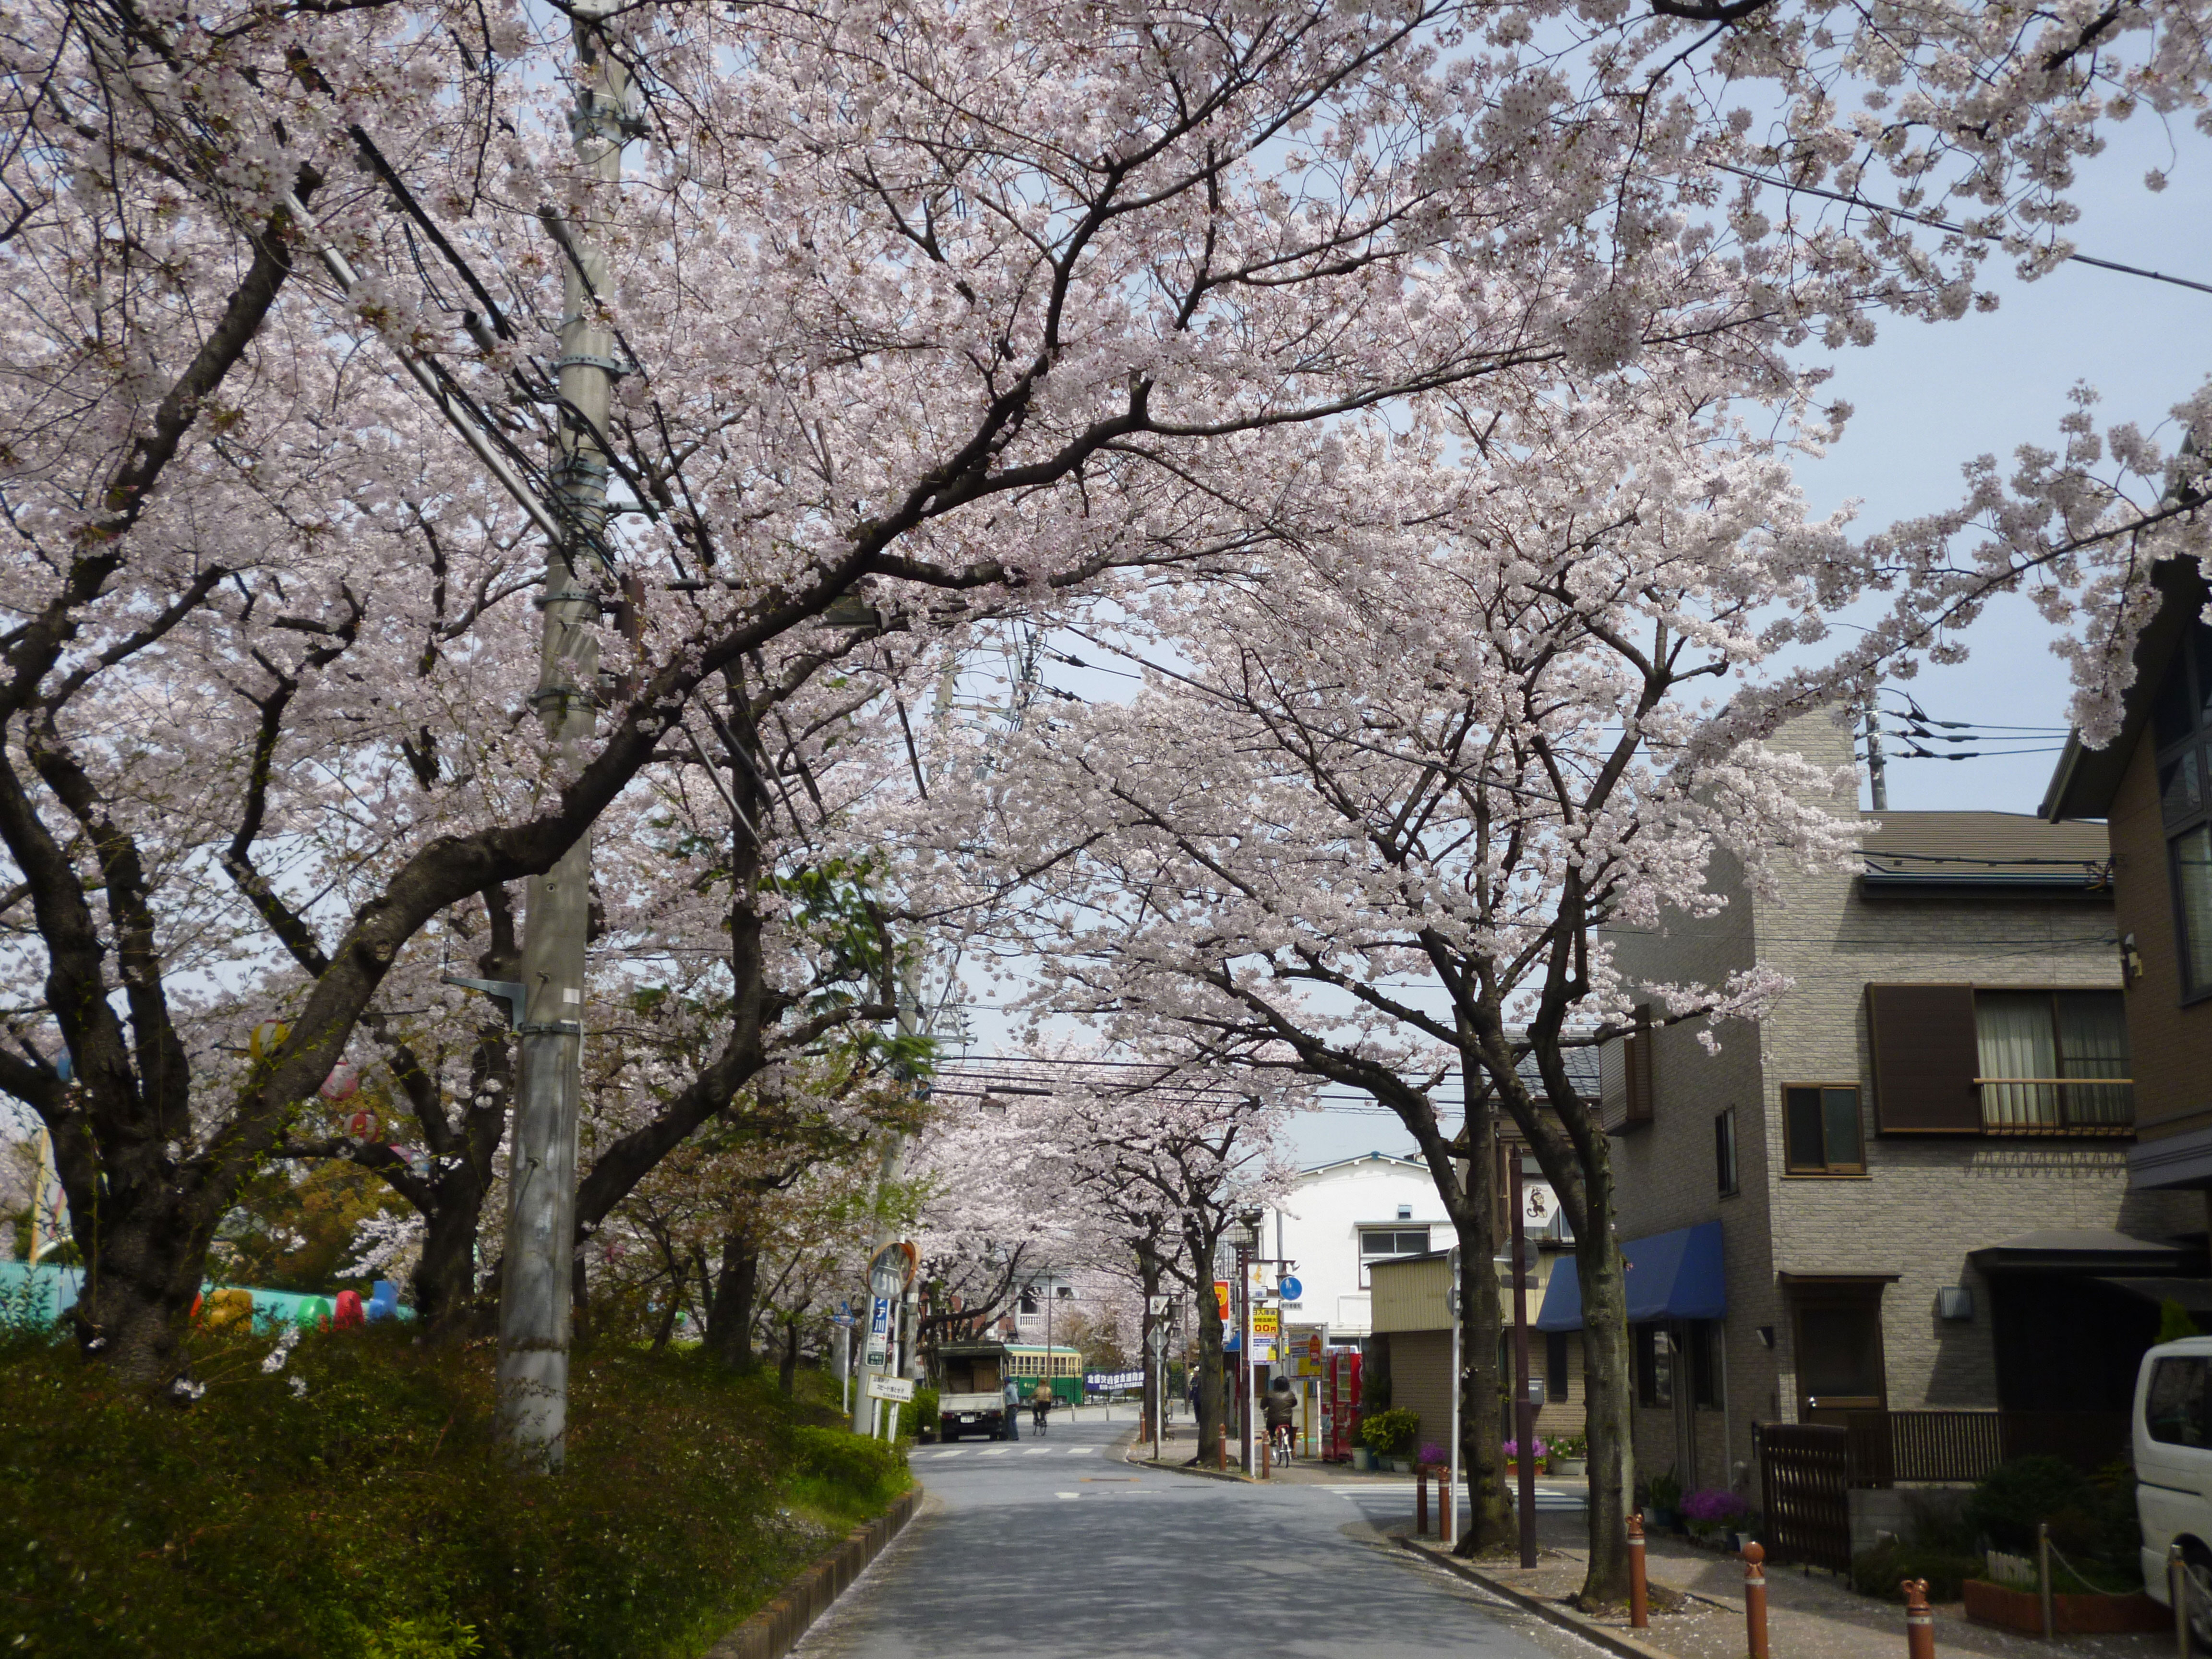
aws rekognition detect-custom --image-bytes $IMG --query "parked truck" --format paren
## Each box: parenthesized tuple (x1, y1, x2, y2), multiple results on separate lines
(934, 1343, 1015, 1442)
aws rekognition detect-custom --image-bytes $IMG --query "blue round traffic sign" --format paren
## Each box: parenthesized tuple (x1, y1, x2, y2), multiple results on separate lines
(1279, 1275, 1302, 1301)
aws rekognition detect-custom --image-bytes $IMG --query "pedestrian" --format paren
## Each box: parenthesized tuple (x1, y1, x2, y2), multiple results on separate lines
(1002, 1374, 1022, 1441)
(1031, 1380, 1052, 1434)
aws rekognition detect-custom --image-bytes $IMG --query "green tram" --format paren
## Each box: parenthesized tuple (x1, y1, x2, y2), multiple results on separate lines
(1001, 1344, 1085, 1405)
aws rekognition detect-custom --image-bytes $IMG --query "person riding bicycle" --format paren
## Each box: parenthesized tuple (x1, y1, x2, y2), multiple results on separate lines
(1031, 1381, 1052, 1433)
(1262, 1376, 1296, 1457)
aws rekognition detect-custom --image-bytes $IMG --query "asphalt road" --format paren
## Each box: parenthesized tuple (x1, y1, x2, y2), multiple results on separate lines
(791, 1421, 1600, 1659)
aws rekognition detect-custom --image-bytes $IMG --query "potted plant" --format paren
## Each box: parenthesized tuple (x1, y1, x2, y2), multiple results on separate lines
(1418, 1441, 1447, 1474)
(1645, 1467, 1684, 1533)
(1683, 1487, 1749, 1549)
(1548, 1434, 1588, 1478)
(1360, 1407, 1420, 1472)
(1502, 1435, 1549, 1479)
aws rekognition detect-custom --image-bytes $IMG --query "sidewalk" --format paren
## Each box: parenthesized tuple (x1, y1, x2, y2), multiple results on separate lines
(1400, 1519, 2177, 1659)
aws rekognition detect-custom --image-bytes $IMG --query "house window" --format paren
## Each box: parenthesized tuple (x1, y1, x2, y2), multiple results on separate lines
(1783, 1084, 1864, 1174)
(1635, 1324, 1672, 1407)
(2155, 622, 2212, 998)
(1019, 1288, 1039, 1314)
(1358, 1226, 1431, 1287)
(1715, 1108, 1739, 1196)
(1974, 989, 2132, 1130)
(1792, 1291, 1887, 1417)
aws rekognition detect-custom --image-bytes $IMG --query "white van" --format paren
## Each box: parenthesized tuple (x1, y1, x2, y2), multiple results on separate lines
(2136, 1335, 2212, 1646)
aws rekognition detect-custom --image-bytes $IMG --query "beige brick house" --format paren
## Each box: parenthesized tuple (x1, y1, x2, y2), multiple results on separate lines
(1579, 709, 2202, 1509)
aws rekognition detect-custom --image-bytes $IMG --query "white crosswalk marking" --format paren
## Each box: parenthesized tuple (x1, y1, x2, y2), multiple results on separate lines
(977, 1448, 1009, 1457)
(1022, 1448, 1051, 1455)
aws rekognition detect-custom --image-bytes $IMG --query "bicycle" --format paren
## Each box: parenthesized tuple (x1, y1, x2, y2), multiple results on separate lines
(1031, 1400, 1050, 1435)
(1268, 1420, 1295, 1463)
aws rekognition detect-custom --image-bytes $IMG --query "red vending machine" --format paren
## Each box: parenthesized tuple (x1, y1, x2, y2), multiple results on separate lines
(1323, 1349, 1362, 1462)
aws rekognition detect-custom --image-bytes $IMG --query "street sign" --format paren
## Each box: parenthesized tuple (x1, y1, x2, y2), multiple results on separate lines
(869, 1240, 919, 1290)
(1252, 1307, 1279, 1337)
(864, 1291, 893, 1367)
(1213, 1280, 1230, 1322)
(830, 1314, 856, 1328)
(1147, 1294, 1172, 1315)
(1148, 1324, 1170, 1355)
(1278, 1275, 1302, 1301)
(866, 1374, 916, 1403)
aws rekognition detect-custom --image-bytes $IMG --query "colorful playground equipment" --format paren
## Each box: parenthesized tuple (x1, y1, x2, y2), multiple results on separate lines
(0, 1263, 411, 1331)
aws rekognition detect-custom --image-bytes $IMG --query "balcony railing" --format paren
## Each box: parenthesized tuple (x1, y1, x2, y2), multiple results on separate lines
(1976, 1076, 2134, 1135)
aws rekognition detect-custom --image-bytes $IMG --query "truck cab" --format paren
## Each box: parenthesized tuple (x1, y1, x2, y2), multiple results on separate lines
(935, 1343, 1015, 1442)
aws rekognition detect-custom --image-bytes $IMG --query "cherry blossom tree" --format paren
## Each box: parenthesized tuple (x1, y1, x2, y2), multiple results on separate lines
(931, 382, 1877, 1594)
(6, 0, 2206, 1396)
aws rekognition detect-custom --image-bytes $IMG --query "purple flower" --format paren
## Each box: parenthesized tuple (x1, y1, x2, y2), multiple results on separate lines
(1682, 1488, 1748, 1525)
(1419, 1443, 1447, 1466)
(1502, 1437, 1549, 1460)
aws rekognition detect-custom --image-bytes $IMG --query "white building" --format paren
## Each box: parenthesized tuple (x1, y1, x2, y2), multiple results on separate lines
(1260, 1152, 1452, 1338)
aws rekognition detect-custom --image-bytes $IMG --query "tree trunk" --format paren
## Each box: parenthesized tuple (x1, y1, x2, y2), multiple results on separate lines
(1136, 1241, 1163, 1443)
(706, 1225, 759, 1371)
(1453, 1105, 1513, 1556)
(1186, 1226, 1225, 1465)
(411, 1183, 484, 1334)
(779, 1306, 805, 1395)
(69, 1188, 216, 1387)
(1571, 1149, 1636, 1605)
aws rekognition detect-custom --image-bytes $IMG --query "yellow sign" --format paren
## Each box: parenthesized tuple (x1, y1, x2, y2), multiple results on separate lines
(1214, 1281, 1231, 1322)
(1253, 1307, 1279, 1337)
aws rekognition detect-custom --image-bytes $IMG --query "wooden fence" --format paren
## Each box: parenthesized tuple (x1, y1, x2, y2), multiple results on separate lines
(1839, 1410, 2128, 1487)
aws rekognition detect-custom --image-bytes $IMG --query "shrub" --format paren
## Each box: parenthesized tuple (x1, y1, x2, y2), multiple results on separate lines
(0, 1325, 907, 1658)
(895, 1385, 939, 1441)
(1852, 1538, 1984, 1602)
(1966, 1455, 2097, 1554)
(1647, 1467, 1684, 1511)
(1359, 1407, 1420, 1457)
(1418, 1442, 1447, 1467)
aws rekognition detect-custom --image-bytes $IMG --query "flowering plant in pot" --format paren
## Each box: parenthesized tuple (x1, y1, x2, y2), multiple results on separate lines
(1418, 1442, 1448, 1471)
(1683, 1488, 1750, 1548)
(1548, 1434, 1588, 1477)
(1502, 1435, 1549, 1477)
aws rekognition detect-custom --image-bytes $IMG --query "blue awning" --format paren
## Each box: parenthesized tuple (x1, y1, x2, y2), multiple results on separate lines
(1534, 1221, 1726, 1331)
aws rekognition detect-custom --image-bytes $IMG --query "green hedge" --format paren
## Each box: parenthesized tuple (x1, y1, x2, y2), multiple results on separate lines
(0, 1325, 907, 1658)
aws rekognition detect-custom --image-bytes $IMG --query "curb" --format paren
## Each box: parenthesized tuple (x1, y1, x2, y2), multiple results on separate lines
(1128, 1454, 1256, 1484)
(705, 1486, 923, 1659)
(1395, 1536, 1681, 1659)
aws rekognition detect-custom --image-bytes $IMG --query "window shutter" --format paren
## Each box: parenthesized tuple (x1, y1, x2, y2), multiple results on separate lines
(1623, 1008, 1654, 1125)
(1865, 984, 1981, 1132)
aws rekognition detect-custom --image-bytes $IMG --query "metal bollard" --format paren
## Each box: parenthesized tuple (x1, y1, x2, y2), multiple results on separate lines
(1903, 1578, 1936, 1659)
(1743, 1542, 1770, 1659)
(1261, 1432, 1271, 1480)
(1217, 1423, 1227, 1471)
(1417, 1464, 1430, 1536)
(2172, 1544, 2190, 1659)
(1628, 1511, 1649, 1629)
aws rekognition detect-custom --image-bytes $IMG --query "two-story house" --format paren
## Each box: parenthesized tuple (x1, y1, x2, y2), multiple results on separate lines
(1562, 709, 2202, 1513)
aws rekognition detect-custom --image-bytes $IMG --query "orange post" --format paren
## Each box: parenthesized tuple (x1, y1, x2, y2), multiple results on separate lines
(1743, 1542, 1770, 1659)
(1628, 1511, 1650, 1629)
(1417, 1465, 1430, 1537)
(1218, 1422, 1227, 1470)
(1903, 1578, 1936, 1659)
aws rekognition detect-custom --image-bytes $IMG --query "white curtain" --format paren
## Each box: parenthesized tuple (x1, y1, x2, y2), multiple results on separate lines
(1977, 992, 2057, 1129)
(2056, 992, 2132, 1126)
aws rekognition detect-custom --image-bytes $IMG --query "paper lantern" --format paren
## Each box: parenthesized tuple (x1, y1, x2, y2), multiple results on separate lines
(366, 1281, 400, 1322)
(345, 1108, 379, 1140)
(202, 1287, 254, 1331)
(318, 1062, 360, 1102)
(332, 1290, 366, 1330)
(248, 1020, 289, 1060)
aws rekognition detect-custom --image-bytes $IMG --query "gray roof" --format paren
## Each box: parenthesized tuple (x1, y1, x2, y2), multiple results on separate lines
(1859, 810, 2110, 888)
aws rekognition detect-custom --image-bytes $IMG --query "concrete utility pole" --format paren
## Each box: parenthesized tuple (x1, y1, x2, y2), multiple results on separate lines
(1864, 705, 1889, 811)
(494, 1, 627, 1464)
(852, 962, 920, 1435)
